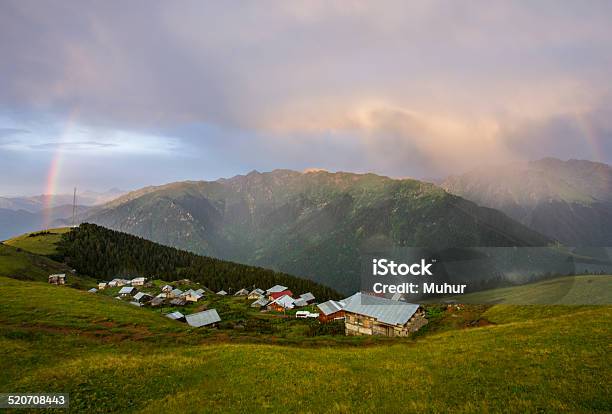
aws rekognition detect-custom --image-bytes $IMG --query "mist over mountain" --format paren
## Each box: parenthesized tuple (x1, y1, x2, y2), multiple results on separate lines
(442, 158, 612, 246)
(0, 189, 123, 240)
(0, 205, 90, 241)
(85, 170, 550, 293)
(0, 188, 125, 213)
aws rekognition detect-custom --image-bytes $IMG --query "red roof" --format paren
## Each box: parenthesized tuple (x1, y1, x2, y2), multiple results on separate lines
(270, 290, 293, 300)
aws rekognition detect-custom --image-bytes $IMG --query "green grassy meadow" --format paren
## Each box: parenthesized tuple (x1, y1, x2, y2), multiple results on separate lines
(0, 229, 610, 412)
(4, 227, 72, 256)
(443, 275, 612, 305)
(0, 276, 610, 413)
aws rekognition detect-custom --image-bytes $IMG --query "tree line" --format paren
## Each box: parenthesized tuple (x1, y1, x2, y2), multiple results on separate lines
(57, 223, 341, 300)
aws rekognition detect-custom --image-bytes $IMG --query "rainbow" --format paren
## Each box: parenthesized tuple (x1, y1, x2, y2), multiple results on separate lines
(42, 109, 79, 229)
(574, 112, 604, 163)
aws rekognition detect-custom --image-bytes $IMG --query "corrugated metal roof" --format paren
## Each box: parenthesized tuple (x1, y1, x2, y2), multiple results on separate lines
(234, 288, 249, 296)
(266, 285, 288, 294)
(216, 290, 227, 295)
(269, 295, 295, 309)
(299, 292, 315, 302)
(88, 288, 97, 293)
(150, 297, 164, 306)
(118, 286, 136, 294)
(171, 288, 183, 296)
(186, 309, 221, 327)
(165, 311, 185, 320)
(250, 288, 264, 295)
(293, 298, 308, 307)
(343, 293, 420, 326)
(251, 297, 269, 307)
(194, 289, 205, 295)
(133, 292, 151, 301)
(317, 300, 344, 315)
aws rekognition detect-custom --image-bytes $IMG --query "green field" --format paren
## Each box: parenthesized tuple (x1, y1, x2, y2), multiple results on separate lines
(1, 228, 610, 412)
(1, 276, 610, 413)
(441, 275, 612, 305)
(0, 243, 71, 282)
(4, 227, 72, 256)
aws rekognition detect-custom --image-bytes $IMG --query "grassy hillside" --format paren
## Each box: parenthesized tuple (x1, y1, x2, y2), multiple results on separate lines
(4, 227, 72, 256)
(1, 276, 609, 412)
(440, 275, 612, 305)
(0, 243, 76, 283)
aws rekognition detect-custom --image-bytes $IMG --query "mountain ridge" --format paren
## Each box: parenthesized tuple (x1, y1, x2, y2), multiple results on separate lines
(442, 158, 612, 245)
(85, 169, 550, 293)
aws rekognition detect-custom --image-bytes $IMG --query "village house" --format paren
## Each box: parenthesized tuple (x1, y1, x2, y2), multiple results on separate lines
(216, 290, 227, 296)
(194, 288, 205, 295)
(108, 278, 130, 287)
(170, 298, 187, 306)
(266, 285, 288, 299)
(98, 282, 107, 290)
(131, 277, 146, 286)
(118, 286, 137, 297)
(165, 311, 186, 322)
(342, 293, 427, 337)
(248, 288, 265, 299)
(48, 274, 66, 285)
(185, 309, 221, 328)
(161, 285, 173, 293)
(183, 290, 203, 302)
(269, 289, 293, 301)
(133, 292, 152, 303)
(250, 297, 269, 308)
(298, 292, 316, 304)
(149, 296, 165, 307)
(316, 298, 350, 323)
(170, 288, 183, 298)
(234, 288, 249, 296)
(267, 294, 295, 312)
(88, 288, 98, 293)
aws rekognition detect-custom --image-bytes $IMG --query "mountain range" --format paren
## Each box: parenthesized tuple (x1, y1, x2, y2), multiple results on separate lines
(442, 158, 612, 246)
(0, 189, 124, 241)
(84, 170, 550, 293)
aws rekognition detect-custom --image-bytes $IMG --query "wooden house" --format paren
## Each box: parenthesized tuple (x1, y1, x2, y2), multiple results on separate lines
(317, 299, 347, 323)
(248, 288, 265, 299)
(267, 295, 295, 312)
(131, 277, 146, 286)
(266, 285, 288, 299)
(149, 296, 165, 307)
(250, 297, 269, 308)
(118, 286, 137, 297)
(133, 292, 152, 303)
(342, 293, 427, 337)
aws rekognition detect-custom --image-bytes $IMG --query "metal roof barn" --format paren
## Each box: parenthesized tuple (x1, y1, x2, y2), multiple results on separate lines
(186, 309, 221, 327)
(343, 293, 420, 326)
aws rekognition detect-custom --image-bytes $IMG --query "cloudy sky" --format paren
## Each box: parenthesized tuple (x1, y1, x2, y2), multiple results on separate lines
(1, 0, 611, 195)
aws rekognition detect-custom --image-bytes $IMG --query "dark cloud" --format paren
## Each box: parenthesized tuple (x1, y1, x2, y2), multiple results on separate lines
(0, 1, 611, 194)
